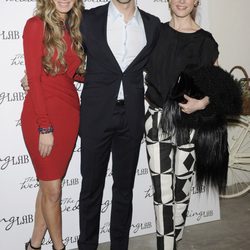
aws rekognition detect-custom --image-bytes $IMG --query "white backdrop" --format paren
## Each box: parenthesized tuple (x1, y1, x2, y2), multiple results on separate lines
(0, 1, 219, 250)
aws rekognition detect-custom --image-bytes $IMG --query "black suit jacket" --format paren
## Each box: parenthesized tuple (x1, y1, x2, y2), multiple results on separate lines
(79, 3, 160, 139)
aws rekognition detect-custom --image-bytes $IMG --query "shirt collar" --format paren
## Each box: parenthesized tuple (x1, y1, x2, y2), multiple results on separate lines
(108, 1, 140, 25)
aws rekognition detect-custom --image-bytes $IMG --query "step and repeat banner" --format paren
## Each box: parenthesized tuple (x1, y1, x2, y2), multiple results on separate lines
(0, 1, 219, 250)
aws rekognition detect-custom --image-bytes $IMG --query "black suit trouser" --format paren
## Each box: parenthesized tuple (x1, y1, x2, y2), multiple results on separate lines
(78, 104, 142, 250)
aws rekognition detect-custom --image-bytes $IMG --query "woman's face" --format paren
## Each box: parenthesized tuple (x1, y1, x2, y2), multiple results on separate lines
(169, 0, 198, 18)
(53, 0, 76, 18)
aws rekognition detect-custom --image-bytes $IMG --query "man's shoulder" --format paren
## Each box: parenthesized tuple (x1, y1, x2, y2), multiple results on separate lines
(84, 3, 109, 17)
(138, 8, 160, 24)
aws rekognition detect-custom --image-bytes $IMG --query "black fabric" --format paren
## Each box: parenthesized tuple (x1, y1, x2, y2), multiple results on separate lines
(145, 22, 219, 108)
(160, 65, 242, 193)
(161, 66, 242, 134)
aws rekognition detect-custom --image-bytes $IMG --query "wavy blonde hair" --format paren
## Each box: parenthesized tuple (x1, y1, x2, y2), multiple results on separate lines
(35, 0, 84, 76)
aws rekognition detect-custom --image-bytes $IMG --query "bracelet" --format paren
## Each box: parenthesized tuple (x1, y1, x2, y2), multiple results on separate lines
(38, 126, 54, 134)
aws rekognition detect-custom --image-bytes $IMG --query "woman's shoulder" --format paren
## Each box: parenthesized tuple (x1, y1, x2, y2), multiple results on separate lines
(198, 29, 217, 42)
(24, 16, 44, 31)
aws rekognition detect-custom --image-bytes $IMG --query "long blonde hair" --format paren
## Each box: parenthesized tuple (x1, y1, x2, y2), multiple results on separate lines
(35, 0, 84, 76)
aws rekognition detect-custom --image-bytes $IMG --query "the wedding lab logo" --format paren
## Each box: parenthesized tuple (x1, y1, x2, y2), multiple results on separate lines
(106, 167, 112, 178)
(0, 154, 30, 171)
(0, 214, 33, 231)
(100, 222, 110, 235)
(42, 235, 79, 247)
(144, 185, 154, 199)
(74, 82, 83, 92)
(0, 92, 25, 105)
(101, 199, 112, 214)
(0, 30, 20, 40)
(187, 209, 214, 222)
(10, 53, 24, 66)
(61, 197, 79, 213)
(19, 177, 39, 190)
(83, 0, 109, 3)
(5, 0, 36, 2)
(62, 178, 80, 188)
(130, 221, 152, 234)
(137, 167, 149, 176)
(191, 184, 206, 195)
(73, 145, 81, 153)
(153, 0, 168, 3)
(16, 118, 21, 127)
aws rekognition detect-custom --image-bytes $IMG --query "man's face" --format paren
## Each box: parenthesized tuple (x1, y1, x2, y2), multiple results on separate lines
(115, 0, 133, 4)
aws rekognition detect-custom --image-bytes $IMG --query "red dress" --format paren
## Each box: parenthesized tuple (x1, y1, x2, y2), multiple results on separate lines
(21, 16, 83, 181)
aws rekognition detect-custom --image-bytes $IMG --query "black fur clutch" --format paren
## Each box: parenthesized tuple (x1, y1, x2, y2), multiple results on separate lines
(161, 66, 242, 193)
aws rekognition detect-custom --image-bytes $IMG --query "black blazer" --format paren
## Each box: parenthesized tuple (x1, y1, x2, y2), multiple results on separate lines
(79, 3, 160, 139)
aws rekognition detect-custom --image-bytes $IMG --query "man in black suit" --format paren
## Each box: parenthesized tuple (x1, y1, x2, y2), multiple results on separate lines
(78, 1, 160, 250)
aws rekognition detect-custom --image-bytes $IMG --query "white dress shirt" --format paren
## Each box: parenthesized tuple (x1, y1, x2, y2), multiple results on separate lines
(107, 1, 147, 100)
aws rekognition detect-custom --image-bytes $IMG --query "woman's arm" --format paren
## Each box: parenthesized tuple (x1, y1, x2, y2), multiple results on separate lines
(23, 17, 53, 157)
(23, 17, 51, 128)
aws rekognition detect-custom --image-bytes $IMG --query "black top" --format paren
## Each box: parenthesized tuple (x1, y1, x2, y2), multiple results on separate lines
(145, 22, 219, 108)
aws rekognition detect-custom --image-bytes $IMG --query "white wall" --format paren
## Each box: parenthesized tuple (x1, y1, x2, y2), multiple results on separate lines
(208, 0, 250, 78)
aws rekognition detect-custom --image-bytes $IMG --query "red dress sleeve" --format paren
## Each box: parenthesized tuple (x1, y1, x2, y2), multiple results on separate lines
(23, 17, 51, 128)
(73, 74, 85, 83)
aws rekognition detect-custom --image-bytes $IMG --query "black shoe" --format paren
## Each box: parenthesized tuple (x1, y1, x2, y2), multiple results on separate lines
(25, 240, 41, 250)
(52, 244, 65, 250)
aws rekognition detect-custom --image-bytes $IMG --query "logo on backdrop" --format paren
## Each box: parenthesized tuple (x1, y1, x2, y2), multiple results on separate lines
(20, 177, 39, 190)
(144, 185, 154, 198)
(0, 92, 25, 105)
(187, 209, 214, 222)
(42, 235, 79, 247)
(61, 197, 112, 214)
(137, 167, 148, 176)
(74, 82, 84, 92)
(0, 154, 30, 171)
(16, 118, 21, 126)
(0, 214, 33, 231)
(5, 0, 36, 2)
(152, 0, 167, 2)
(62, 178, 80, 188)
(83, 0, 109, 3)
(61, 197, 79, 213)
(19, 177, 80, 190)
(10, 53, 24, 66)
(0, 30, 20, 40)
(101, 199, 112, 214)
(99, 221, 153, 235)
(130, 221, 153, 234)
(191, 184, 206, 195)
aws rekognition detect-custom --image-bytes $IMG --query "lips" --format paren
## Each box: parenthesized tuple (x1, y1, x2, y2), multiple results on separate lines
(57, 1, 71, 7)
(176, 5, 187, 10)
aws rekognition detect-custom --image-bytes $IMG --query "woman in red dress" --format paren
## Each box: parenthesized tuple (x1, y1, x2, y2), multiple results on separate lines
(21, 1, 84, 249)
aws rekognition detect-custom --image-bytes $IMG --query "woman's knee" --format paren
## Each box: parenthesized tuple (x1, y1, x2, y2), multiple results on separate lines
(40, 180, 62, 203)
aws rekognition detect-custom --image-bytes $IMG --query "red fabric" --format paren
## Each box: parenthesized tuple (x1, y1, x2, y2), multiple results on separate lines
(21, 16, 82, 180)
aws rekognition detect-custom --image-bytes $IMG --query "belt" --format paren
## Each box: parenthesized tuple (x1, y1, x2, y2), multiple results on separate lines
(116, 99, 125, 106)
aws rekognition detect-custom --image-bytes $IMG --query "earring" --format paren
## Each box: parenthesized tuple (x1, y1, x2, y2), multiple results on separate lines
(194, 1, 199, 7)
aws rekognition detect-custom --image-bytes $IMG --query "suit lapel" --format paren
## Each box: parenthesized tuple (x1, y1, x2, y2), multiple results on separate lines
(124, 8, 152, 73)
(100, 3, 122, 73)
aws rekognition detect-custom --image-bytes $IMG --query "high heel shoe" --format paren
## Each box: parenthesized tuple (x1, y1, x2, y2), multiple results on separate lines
(52, 244, 65, 250)
(25, 240, 41, 250)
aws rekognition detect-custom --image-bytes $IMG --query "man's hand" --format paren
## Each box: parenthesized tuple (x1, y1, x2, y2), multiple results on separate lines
(20, 71, 30, 94)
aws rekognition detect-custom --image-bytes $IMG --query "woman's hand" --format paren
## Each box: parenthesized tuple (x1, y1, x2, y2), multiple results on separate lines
(20, 71, 30, 94)
(179, 95, 210, 114)
(39, 133, 54, 158)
